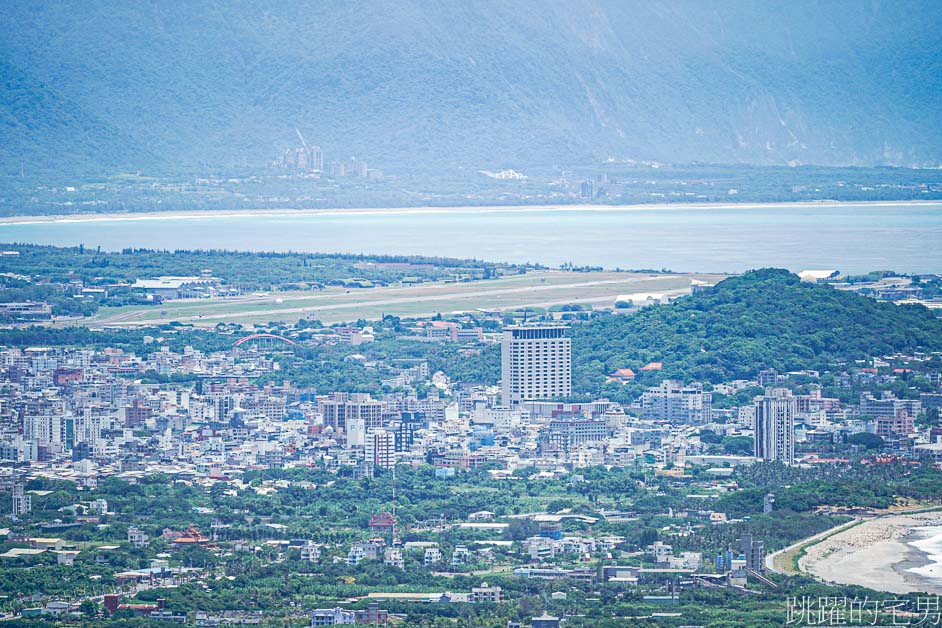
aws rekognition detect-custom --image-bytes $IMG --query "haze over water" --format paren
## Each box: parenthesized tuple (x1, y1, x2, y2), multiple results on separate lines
(3, 202, 940, 274)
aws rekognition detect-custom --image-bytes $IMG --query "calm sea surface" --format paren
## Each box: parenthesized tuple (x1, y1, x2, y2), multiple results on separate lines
(2, 203, 940, 273)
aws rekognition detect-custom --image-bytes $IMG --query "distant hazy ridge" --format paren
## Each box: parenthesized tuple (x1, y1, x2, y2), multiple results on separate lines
(2, 0, 941, 176)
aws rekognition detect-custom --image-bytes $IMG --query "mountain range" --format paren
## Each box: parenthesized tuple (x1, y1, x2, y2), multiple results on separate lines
(2, 1, 941, 177)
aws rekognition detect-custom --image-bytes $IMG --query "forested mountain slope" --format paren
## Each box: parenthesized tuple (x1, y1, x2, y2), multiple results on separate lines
(572, 269, 942, 392)
(3, 1, 940, 177)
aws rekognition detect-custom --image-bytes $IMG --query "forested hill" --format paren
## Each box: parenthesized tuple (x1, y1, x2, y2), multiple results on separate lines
(571, 269, 942, 392)
(2, 1, 941, 177)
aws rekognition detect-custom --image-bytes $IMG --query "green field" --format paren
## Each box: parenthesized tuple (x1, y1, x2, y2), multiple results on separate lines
(78, 270, 727, 327)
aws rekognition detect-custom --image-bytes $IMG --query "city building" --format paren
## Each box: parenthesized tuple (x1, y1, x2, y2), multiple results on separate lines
(641, 380, 712, 424)
(424, 547, 442, 566)
(542, 418, 607, 452)
(12, 484, 31, 516)
(311, 607, 356, 625)
(127, 526, 150, 548)
(300, 542, 321, 562)
(365, 429, 396, 469)
(470, 582, 502, 603)
(860, 392, 921, 419)
(754, 388, 796, 465)
(319, 393, 384, 433)
(875, 414, 915, 439)
(501, 325, 571, 406)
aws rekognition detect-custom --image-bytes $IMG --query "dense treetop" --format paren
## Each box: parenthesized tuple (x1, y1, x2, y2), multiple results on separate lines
(575, 268, 942, 391)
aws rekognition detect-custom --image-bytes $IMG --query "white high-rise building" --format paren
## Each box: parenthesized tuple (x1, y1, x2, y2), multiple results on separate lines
(365, 429, 396, 469)
(501, 325, 571, 406)
(319, 393, 384, 433)
(754, 388, 796, 465)
(641, 380, 712, 424)
(12, 484, 30, 517)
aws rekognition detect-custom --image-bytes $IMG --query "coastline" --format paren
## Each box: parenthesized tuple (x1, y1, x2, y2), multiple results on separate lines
(0, 198, 938, 226)
(894, 532, 934, 592)
(800, 511, 942, 595)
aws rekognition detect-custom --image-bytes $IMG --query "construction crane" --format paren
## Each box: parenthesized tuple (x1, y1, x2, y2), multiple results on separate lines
(295, 128, 310, 152)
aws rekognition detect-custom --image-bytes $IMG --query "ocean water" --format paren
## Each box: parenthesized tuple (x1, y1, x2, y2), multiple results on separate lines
(908, 526, 942, 584)
(1, 202, 941, 273)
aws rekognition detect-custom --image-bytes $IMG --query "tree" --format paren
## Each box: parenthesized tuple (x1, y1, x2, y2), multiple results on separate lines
(722, 436, 754, 455)
(639, 528, 659, 547)
(79, 600, 98, 617)
(699, 430, 723, 444)
(846, 432, 884, 450)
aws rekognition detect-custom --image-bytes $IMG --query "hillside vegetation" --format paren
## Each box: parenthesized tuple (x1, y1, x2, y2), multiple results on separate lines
(572, 269, 942, 393)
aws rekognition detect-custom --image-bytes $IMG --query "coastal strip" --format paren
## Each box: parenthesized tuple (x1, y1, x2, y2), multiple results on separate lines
(0, 199, 938, 226)
(798, 511, 942, 595)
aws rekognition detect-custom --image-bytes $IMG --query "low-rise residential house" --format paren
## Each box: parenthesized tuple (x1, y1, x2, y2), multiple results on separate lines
(383, 547, 403, 569)
(128, 527, 149, 548)
(470, 581, 502, 603)
(300, 542, 321, 562)
(424, 547, 442, 566)
(311, 607, 356, 625)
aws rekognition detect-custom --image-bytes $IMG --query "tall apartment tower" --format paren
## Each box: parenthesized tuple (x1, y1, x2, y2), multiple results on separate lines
(501, 325, 571, 406)
(319, 393, 384, 433)
(754, 388, 796, 465)
(12, 484, 31, 517)
(365, 429, 396, 469)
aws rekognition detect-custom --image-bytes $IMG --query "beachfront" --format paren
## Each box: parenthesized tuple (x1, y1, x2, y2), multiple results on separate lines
(800, 511, 942, 595)
(0, 199, 937, 225)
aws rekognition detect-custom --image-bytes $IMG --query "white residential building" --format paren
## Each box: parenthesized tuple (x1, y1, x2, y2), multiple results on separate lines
(365, 429, 396, 469)
(12, 484, 30, 516)
(424, 547, 442, 566)
(300, 542, 321, 562)
(501, 325, 571, 406)
(128, 526, 149, 548)
(755, 388, 796, 465)
(383, 547, 404, 569)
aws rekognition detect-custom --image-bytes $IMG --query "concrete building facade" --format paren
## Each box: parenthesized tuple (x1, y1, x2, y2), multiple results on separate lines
(754, 388, 796, 465)
(501, 326, 571, 406)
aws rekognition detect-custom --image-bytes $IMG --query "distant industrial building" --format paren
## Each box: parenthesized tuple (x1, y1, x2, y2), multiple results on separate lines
(131, 270, 223, 300)
(283, 128, 324, 173)
(0, 302, 52, 321)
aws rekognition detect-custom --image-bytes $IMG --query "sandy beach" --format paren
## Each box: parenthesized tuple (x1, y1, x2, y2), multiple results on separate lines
(800, 511, 942, 594)
(0, 199, 937, 226)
